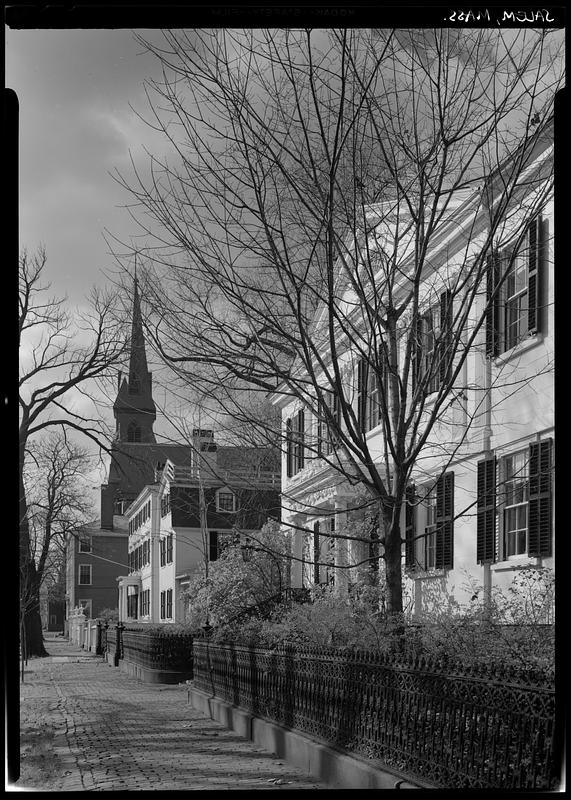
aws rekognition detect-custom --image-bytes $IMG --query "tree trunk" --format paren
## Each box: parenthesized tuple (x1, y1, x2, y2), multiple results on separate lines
(19, 446, 48, 658)
(383, 511, 404, 616)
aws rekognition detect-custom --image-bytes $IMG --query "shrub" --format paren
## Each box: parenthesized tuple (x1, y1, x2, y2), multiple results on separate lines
(97, 608, 119, 623)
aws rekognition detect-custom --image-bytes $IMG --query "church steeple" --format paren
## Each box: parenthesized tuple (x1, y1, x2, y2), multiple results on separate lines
(113, 272, 157, 443)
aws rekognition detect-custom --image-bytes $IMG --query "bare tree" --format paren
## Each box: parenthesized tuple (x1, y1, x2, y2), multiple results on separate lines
(19, 248, 127, 655)
(109, 29, 562, 615)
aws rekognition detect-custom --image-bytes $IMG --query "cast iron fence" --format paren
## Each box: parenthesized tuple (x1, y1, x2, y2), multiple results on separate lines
(121, 627, 194, 673)
(105, 624, 123, 664)
(192, 641, 558, 789)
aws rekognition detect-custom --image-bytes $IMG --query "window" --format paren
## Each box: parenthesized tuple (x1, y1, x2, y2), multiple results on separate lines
(486, 217, 545, 357)
(325, 517, 336, 586)
(217, 489, 236, 513)
(286, 410, 305, 476)
(161, 493, 171, 517)
(127, 422, 141, 443)
(127, 585, 138, 619)
(139, 589, 150, 617)
(503, 451, 529, 557)
(413, 291, 452, 396)
(313, 521, 321, 585)
(78, 535, 92, 553)
(160, 589, 173, 620)
(424, 487, 438, 570)
(318, 390, 341, 456)
(356, 356, 385, 433)
(404, 472, 454, 571)
(477, 439, 553, 562)
(166, 534, 173, 564)
(78, 564, 92, 585)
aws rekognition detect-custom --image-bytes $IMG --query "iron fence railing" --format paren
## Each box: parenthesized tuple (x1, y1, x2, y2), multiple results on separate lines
(192, 641, 557, 790)
(121, 627, 194, 672)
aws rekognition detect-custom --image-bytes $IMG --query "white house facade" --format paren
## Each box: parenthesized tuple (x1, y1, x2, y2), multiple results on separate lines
(274, 129, 554, 620)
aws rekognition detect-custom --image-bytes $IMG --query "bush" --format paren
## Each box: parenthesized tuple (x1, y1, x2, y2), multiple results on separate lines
(97, 608, 119, 623)
(205, 566, 554, 672)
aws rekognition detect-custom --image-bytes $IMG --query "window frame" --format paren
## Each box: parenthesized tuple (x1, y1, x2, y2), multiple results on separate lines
(501, 450, 529, 559)
(78, 535, 92, 554)
(216, 488, 237, 513)
(78, 564, 92, 585)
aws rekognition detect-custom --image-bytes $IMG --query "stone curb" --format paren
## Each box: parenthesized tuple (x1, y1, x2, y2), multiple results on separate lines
(188, 685, 428, 790)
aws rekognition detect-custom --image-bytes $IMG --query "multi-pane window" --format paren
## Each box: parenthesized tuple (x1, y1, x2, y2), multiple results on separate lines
(477, 439, 553, 563)
(503, 451, 529, 557)
(217, 489, 236, 512)
(286, 409, 305, 477)
(325, 517, 336, 586)
(139, 589, 150, 617)
(129, 540, 150, 573)
(78, 564, 92, 585)
(160, 535, 173, 566)
(404, 473, 454, 571)
(317, 390, 341, 456)
(129, 500, 151, 535)
(78, 535, 92, 553)
(487, 217, 545, 357)
(413, 291, 452, 397)
(357, 357, 384, 433)
(504, 251, 528, 351)
(161, 493, 171, 517)
(424, 487, 438, 570)
(160, 589, 173, 620)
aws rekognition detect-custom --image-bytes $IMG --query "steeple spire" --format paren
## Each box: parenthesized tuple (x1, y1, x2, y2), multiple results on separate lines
(113, 267, 157, 443)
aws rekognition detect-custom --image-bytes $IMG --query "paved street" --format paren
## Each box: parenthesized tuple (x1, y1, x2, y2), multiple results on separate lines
(14, 634, 325, 791)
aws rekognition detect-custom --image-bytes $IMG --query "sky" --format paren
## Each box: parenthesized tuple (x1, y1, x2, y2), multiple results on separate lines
(9, 28, 185, 509)
(7, 28, 167, 306)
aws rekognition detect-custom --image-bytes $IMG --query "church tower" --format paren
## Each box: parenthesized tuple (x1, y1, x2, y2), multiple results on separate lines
(113, 276, 157, 444)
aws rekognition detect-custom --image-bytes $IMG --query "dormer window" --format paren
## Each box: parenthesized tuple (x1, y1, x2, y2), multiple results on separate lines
(217, 489, 237, 513)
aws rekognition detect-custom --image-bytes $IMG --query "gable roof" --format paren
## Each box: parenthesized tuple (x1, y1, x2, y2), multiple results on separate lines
(107, 443, 193, 498)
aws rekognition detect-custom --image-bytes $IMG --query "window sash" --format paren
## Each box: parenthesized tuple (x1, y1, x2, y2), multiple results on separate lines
(78, 565, 92, 585)
(217, 491, 236, 512)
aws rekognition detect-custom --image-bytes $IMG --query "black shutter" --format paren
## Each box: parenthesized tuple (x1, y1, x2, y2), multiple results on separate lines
(286, 418, 293, 477)
(527, 216, 546, 335)
(528, 439, 553, 557)
(436, 472, 454, 570)
(476, 457, 497, 563)
(405, 484, 416, 569)
(313, 521, 320, 584)
(439, 290, 453, 385)
(209, 530, 219, 562)
(296, 409, 305, 471)
(485, 253, 500, 357)
(357, 359, 367, 431)
(412, 316, 423, 392)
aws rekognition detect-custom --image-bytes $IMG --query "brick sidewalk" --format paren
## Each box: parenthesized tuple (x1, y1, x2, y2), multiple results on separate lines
(13, 635, 325, 791)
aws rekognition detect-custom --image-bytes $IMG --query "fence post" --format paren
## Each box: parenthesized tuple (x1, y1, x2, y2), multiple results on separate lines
(115, 622, 124, 666)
